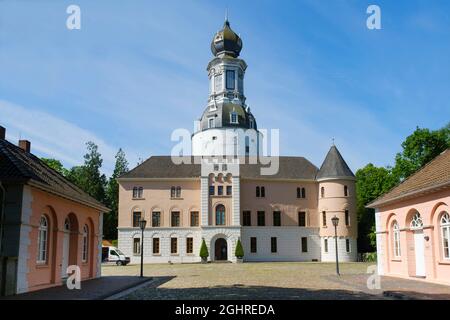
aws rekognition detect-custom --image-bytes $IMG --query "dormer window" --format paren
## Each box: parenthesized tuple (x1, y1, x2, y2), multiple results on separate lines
(208, 117, 215, 128)
(230, 111, 238, 124)
(249, 118, 254, 129)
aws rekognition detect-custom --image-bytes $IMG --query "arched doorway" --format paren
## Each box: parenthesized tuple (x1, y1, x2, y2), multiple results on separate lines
(215, 238, 228, 261)
(61, 213, 79, 280)
(61, 218, 71, 280)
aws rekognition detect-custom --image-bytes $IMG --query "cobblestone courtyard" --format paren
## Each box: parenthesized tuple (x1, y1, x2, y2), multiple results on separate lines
(102, 262, 450, 300)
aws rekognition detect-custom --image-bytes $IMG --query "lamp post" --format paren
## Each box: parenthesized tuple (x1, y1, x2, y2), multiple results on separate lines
(331, 215, 340, 276)
(139, 218, 147, 277)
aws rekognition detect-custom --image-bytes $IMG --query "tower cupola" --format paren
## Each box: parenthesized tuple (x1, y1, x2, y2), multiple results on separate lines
(211, 19, 243, 58)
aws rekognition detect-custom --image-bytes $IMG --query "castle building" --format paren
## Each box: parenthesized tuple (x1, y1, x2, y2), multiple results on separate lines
(117, 19, 357, 263)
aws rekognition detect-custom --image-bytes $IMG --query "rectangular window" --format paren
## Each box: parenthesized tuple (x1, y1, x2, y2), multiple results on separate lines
(298, 211, 306, 227)
(261, 186, 265, 197)
(153, 238, 160, 254)
(324, 239, 329, 253)
(256, 186, 260, 197)
(133, 238, 140, 256)
(243, 211, 251, 226)
(230, 112, 238, 124)
(273, 211, 281, 226)
(250, 237, 257, 253)
(301, 237, 308, 253)
(226, 70, 235, 90)
(226, 185, 232, 195)
(222, 164, 227, 171)
(209, 185, 215, 196)
(322, 211, 327, 227)
(170, 187, 176, 198)
(214, 74, 222, 92)
(218, 185, 223, 196)
(190, 211, 199, 227)
(271, 237, 277, 253)
(186, 237, 193, 254)
(171, 211, 180, 227)
(345, 210, 350, 226)
(152, 212, 161, 227)
(176, 187, 181, 198)
(346, 239, 351, 253)
(302, 188, 306, 198)
(171, 238, 178, 254)
(257, 211, 265, 226)
(133, 211, 141, 228)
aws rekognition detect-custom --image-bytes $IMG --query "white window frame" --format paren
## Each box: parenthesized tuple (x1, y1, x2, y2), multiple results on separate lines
(208, 117, 215, 129)
(230, 111, 238, 124)
(82, 224, 89, 262)
(133, 237, 141, 256)
(37, 216, 48, 264)
(392, 221, 401, 258)
(441, 212, 450, 260)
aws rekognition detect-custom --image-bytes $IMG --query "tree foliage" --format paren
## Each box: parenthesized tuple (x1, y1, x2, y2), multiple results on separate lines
(199, 239, 209, 259)
(234, 239, 244, 258)
(104, 149, 129, 240)
(41, 158, 69, 176)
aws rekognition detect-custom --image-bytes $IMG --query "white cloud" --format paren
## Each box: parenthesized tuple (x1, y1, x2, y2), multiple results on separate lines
(0, 99, 136, 175)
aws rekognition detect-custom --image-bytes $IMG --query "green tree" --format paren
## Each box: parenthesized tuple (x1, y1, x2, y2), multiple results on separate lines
(356, 164, 397, 252)
(392, 123, 450, 181)
(67, 142, 107, 204)
(199, 239, 209, 261)
(234, 239, 244, 258)
(104, 149, 129, 240)
(41, 158, 69, 176)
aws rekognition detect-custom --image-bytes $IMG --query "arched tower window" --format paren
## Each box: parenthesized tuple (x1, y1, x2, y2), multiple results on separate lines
(441, 212, 450, 260)
(392, 221, 401, 258)
(321, 187, 325, 198)
(344, 185, 348, 197)
(216, 204, 226, 226)
(37, 216, 48, 264)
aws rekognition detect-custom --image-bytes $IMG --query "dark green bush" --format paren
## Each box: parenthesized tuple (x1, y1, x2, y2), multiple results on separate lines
(199, 239, 209, 259)
(235, 239, 244, 258)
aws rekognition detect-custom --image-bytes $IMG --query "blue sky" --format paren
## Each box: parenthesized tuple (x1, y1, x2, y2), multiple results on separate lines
(1, 0, 449, 175)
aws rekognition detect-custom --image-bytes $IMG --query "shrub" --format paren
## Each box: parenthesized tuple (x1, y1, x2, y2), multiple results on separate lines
(235, 239, 244, 258)
(199, 239, 209, 259)
(112, 239, 118, 247)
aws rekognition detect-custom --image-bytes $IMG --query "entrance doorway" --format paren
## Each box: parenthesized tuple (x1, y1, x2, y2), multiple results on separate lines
(414, 230, 426, 277)
(61, 218, 70, 280)
(214, 238, 227, 261)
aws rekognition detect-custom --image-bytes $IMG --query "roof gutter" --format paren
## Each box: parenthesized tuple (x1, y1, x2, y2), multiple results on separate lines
(367, 181, 450, 209)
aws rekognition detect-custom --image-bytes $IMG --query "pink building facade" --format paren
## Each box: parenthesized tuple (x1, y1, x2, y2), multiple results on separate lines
(369, 149, 450, 285)
(0, 127, 108, 296)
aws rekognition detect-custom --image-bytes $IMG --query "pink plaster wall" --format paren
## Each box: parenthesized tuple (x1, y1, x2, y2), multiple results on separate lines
(25, 187, 102, 292)
(378, 188, 450, 285)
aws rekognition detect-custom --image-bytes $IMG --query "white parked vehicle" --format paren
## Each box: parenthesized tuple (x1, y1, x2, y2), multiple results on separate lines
(102, 246, 130, 266)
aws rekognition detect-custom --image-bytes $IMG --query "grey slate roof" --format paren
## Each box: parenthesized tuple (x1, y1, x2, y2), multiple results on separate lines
(120, 156, 318, 180)
(0, 138, 109, 211)
(316, 146, 355, 180)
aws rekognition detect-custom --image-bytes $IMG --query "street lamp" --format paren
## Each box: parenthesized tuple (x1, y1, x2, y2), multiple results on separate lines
(331, 215, 340, 276)
(139, 218, 147, 277)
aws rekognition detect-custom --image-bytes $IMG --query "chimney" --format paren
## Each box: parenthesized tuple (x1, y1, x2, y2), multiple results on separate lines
(0, 126, 5, 140)
(19, 140, 31, 153)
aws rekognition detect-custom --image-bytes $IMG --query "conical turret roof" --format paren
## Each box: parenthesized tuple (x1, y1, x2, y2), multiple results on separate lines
(316, 145, 355, 180)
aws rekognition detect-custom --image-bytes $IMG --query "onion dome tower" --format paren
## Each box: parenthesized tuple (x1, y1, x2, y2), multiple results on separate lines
(317, 145, 357, 262)
(192, 18, 262, 157)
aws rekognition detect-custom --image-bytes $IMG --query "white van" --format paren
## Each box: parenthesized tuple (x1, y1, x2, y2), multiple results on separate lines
(102, 246, 130, 266)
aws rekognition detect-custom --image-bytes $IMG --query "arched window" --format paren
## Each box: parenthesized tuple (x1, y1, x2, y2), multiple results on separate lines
(301, 187, 306, 199)
(261, 186, 265, 197)
(296, 187, 301, 198)
(37, 216, 48, 263)
(321, 187, 325, 198)
(441, 212, 450, 260)
(170, 186, 176, 198)
(216, 204, 225, 226)
(132, 187, 138, 198)
(82, 225, 89, 262)
(344, 185, 348, 197)
(138, 187, 143, 198)
(256, 186, 260, 197)
(176, 186, 181, 198)
(410, 212, 423, 229)
(392, 221, 401, 258)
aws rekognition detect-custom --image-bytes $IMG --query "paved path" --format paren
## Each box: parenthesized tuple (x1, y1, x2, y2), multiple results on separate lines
(102, 262, 450, 300)
(2, 276, 152, 300)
